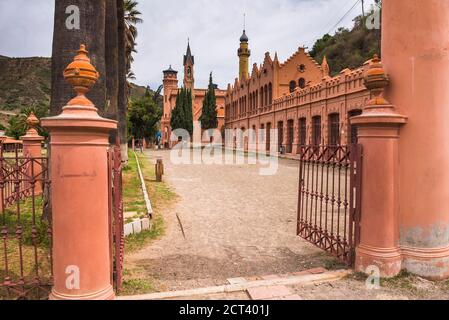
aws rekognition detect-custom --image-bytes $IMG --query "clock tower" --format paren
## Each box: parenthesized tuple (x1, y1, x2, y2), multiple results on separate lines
(183, 40, 194, 91)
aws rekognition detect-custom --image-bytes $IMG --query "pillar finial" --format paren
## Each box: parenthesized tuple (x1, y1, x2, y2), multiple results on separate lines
(63, 44, 100, 109)
(364, 54, 390, 106)
(25, 112, 40, 136)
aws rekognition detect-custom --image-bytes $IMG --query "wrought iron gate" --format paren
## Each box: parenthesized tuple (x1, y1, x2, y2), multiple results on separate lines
(297, 145, 362, 265)
(108, 141, 124, 293)
(0, 146, 52, 300)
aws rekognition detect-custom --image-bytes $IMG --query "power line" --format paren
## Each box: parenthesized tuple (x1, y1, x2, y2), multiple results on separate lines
(327, 0, 361, 35)
(320, 0, 355, 35)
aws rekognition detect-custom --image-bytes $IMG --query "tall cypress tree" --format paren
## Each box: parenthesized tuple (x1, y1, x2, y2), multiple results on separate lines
(200, 72, 218, 130)
(183, 88, 194, 136)
(170, 88, 184, 135)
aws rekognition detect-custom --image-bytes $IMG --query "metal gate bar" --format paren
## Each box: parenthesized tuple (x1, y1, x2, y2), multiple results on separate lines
(108, 141, 124, 293)
(0, 149, 52, 300)
(297, 145, 362, 265)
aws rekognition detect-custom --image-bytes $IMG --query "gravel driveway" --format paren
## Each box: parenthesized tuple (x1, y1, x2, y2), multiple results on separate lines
(126, 150, 329, 292)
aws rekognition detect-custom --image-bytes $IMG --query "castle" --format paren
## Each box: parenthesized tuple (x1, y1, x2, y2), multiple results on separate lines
(162, 29, 371, 152)
(225, 29, 370, 154)
(161, 42, 226, 148)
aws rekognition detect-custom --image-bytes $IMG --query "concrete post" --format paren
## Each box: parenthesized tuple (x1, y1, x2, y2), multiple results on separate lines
(155, 157, 164, 183)
(382, 0, 449, 279)
(352, 56, 407, 277)
(21, 113, 45, 195)
(42, 45, 117, 300)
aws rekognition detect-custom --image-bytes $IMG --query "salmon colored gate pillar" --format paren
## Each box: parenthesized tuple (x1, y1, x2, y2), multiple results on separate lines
(21, 113, 45, 195)
(42, 45, 117, 300)
(352, 56, 407, 277)
(382, 0, 449, 280)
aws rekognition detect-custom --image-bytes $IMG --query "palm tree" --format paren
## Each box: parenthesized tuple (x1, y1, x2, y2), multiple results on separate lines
(50, 0, 107, 116)
(124, 0, 143, 77)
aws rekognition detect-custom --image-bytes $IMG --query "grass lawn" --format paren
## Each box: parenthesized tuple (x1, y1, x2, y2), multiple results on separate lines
(121, 151, 177, 295)
(123, 151, 176, 253)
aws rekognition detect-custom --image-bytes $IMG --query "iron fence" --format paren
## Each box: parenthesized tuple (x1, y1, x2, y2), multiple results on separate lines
(297, 145, 362, 265)
(0, 152, 52, 300)
(108, 141, 124, 293)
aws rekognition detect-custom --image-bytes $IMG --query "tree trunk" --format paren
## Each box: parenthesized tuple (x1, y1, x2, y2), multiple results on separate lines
(105, 0, 119, 121)
(117, 0, 129, 163)
(50, 0, 107, 116)
(105, 0, 120, 144)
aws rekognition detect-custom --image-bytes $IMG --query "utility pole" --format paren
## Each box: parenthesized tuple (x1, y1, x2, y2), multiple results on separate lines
(361, 0, 366, 19)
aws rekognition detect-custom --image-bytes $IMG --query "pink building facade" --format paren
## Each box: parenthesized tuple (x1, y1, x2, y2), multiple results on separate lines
(225, 39, 371, 153)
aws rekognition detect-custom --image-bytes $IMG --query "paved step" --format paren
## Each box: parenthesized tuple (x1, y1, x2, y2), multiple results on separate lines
(117, 268, 349, 301)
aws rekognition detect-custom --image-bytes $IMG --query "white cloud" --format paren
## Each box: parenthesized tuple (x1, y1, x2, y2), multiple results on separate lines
(0, 0, 376, 89)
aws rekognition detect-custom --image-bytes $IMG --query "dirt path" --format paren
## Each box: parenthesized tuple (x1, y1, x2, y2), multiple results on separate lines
(126, 150, 330, 292)
(124, 150, 449, 300)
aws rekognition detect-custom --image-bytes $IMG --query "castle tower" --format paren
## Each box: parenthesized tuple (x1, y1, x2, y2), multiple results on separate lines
(162, 65, 178, 146)
(163, 65, 178, 115)
(183, 40, 194, 91)
(238, 29, 251, 80)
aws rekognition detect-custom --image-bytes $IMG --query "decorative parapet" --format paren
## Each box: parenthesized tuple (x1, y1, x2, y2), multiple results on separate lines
(225, 57, 377, 122)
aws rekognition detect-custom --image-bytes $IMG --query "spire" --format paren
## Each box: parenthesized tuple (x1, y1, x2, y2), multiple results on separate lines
(184, 39, 194, 65)
(240, 14, 249, 42)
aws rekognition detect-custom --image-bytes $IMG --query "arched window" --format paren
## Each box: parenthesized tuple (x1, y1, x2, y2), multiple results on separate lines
(328, 113, 340, 146)
(289, 80, 297, 93)
(312, 116, 322, 146)
(264, 85, 268, 106)
(298, 78, 306, 89)
(255, 90, 258, 108)
(268, 83, 273, 104)
(299, 118, 307, 147)
(260, 87, 264, 107)
(348, 109, 363, 144)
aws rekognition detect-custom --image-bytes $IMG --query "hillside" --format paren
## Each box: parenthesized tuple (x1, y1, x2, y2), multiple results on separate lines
(0, 55, 148, 121)
(0, 55, 51, 112)
(309, 15, 381, 75)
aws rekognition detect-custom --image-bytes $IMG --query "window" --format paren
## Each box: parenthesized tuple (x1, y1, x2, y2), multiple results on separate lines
(298, 78, 306, 89)
(299, 118, 307, 146)
(260, 124, 265, 143)
(287, 120, 294, 153)
(289, 81, 297, 93)
(264, 85, 268, 106)
(278, 121, 284, 149)
(349, 110, 363, 144)
(260, 87, 264, 107)
(266, 123, 272, 152)
(312, 116, 322, 146)
(255, 90, 258, 108)
(268, 83, 273, 104)
(298, 64, 306, 72)
(328, 113, 340, 146)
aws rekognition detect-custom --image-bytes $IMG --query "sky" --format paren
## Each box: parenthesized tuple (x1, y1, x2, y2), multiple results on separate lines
(0, 0, 376, 89)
